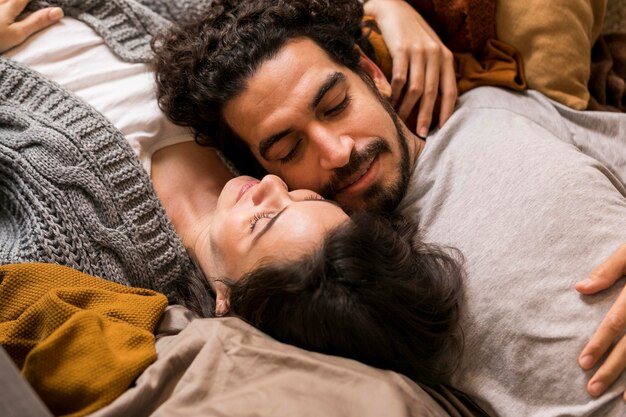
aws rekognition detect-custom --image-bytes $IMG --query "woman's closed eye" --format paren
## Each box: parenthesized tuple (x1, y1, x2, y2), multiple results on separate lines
(304, 194, 324, 201)
(249, 195, 324, 231)
(250, 211, 274, 231)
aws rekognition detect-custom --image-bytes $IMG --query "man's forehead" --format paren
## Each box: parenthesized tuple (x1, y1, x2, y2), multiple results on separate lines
(245, 38, 342, 98)
(222, 38, 347, 141)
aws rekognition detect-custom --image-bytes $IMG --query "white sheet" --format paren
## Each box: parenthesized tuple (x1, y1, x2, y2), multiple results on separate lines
(5, 17, 194, 174)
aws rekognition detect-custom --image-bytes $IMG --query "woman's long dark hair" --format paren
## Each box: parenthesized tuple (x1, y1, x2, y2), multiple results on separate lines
(222, 212, 465, 386)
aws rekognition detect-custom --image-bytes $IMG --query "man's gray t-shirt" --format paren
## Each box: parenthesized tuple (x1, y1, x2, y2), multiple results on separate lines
(398, 87, 626, 417)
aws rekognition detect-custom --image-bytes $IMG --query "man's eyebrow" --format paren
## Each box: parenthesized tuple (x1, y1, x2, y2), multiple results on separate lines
(258, 72, 346, 160)
(311, 72, 346, 111)
(253, 206, 288, 244)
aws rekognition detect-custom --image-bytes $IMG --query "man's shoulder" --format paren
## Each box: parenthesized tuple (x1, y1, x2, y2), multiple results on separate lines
(455, 86, 572, 144)
(396, 87, 581, 215)
(458, 86, 556, 117)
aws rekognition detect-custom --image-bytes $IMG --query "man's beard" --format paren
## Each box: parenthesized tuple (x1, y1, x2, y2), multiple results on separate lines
(321, 85, 412, 214)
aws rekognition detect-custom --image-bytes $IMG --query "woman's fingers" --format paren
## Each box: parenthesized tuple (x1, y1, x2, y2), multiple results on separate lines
(396, 46, 425, 123)
(579, 283, 626, 369)
(585, 335, 626, 397)
(396, 43, 455, 137)
(364, 0, 457, 136)
(412, 46, 439, 138)
(12, 7, 62, 39)
(576, 245, 626, 294)
(3, 0, 30, 15)
(576, 244, 626, 397)
(0, 1, 62, 53)
(437, 49, 457, 127)
(389, 50, 409, 107)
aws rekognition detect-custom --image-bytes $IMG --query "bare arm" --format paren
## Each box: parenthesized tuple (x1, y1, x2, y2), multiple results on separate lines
(0, 0, 63, 53)
(363, 0, 457, 138)
(151, 142, 233, 249)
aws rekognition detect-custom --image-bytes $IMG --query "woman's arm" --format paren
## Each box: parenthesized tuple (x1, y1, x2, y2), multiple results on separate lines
(151, 142, 233, 250)
(0, 0, 63, 53)
(363, 0, 456, 138)
(576, 245, 626, 401)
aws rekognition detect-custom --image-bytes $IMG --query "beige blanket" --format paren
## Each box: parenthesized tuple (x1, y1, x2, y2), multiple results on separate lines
(89, 306, 479, 417)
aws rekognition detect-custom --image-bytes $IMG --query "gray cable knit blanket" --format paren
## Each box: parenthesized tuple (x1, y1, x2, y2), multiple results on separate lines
(0, 0, 212, 300)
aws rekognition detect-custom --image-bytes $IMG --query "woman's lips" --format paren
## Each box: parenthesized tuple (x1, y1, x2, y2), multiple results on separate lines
(237, 180, 260, 202)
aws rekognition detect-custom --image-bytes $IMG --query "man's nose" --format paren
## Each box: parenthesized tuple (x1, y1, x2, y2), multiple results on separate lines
(251, 175, 289, 206)
(310, 126, 354, 170)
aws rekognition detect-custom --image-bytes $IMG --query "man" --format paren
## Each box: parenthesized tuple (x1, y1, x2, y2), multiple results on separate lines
(154, 0, 437, 213)
(153, 0, 626, 415)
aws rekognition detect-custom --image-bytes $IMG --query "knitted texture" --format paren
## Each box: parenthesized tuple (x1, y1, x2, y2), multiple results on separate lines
(0, 56, 200, 299)
(133, 0, 217, 25)
(0, 262, 167, 417)
(26, 0, 214, 63)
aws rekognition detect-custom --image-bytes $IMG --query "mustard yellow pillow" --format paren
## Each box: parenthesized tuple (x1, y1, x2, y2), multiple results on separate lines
(496, 0, 607, 109)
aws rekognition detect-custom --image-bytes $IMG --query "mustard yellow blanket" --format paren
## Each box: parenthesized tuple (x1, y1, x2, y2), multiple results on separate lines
(0, 263, 167, 417)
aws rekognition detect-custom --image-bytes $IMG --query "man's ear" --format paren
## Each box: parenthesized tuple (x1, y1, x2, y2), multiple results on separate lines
(357, 47, 392, 99)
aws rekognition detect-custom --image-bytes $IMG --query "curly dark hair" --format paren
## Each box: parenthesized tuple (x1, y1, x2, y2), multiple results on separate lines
(152, 0, 367, 177)
(224, 212, 465, 386)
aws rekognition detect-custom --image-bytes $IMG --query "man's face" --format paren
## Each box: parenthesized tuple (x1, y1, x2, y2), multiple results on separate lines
(222, 38, 416, 212)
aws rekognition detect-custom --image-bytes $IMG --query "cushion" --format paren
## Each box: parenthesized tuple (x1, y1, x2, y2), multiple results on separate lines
(496, 0, 607, 109)
(603, 0, 626, 34)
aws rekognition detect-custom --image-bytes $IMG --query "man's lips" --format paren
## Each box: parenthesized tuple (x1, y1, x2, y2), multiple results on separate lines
(336, 156, 379, 196)
(237, 180, 260, 202)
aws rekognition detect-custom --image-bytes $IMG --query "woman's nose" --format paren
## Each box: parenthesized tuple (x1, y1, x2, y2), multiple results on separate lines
(250, 175, 289, 205)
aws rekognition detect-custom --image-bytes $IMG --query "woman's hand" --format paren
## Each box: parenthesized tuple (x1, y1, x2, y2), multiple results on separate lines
(363, 0, 457, 138)
(0, 0, 63, 53)
(576, 244, 626, 401)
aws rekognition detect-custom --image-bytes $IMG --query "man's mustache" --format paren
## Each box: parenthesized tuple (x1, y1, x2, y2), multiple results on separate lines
(321, 139, 391, 198)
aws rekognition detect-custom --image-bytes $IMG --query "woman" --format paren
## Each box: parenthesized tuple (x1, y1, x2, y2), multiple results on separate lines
(152, 140, 465, 387)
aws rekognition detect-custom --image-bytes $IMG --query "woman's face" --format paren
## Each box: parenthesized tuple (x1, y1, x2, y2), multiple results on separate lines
(204, 174, 349, 280)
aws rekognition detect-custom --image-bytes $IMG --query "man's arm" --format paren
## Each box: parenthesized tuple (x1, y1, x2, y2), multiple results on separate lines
(0, 0, 63, 53)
